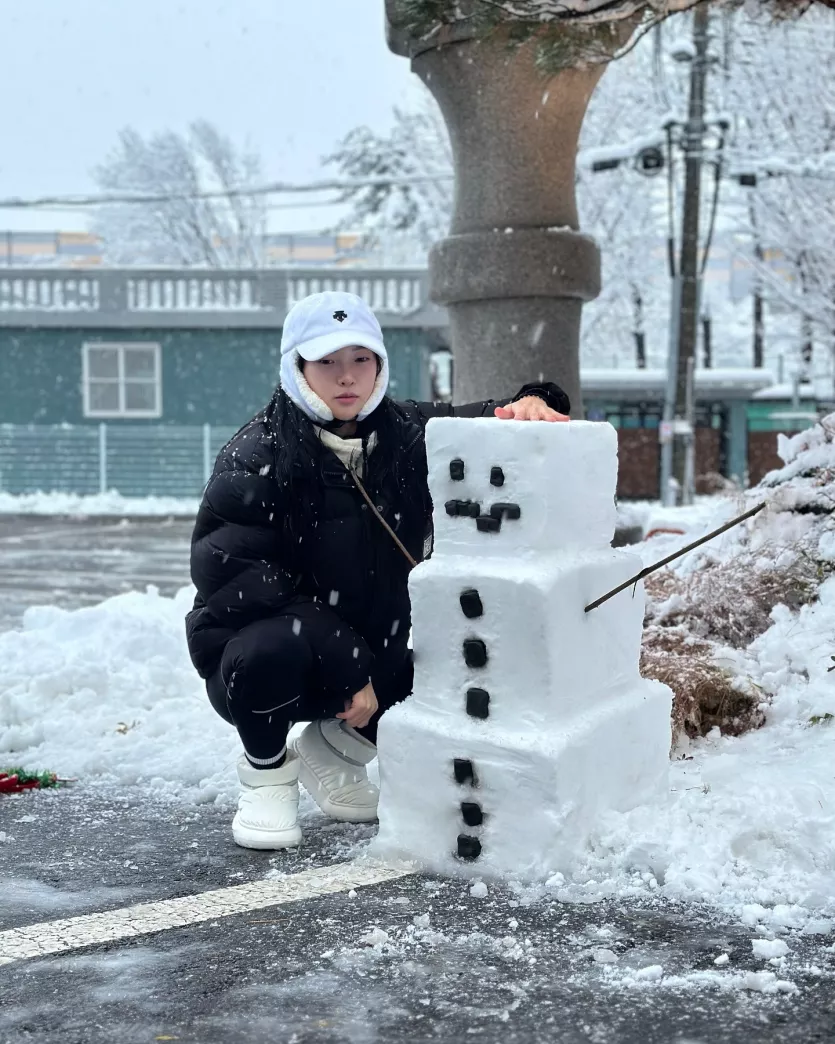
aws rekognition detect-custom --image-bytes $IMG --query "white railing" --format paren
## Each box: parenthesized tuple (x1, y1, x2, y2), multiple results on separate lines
(0, 266, 437, 325)
(287, 274, 423, 315)
(126, 274, 260, 311)
(0, 275, 100, 311)
(0, 424, 239, 498)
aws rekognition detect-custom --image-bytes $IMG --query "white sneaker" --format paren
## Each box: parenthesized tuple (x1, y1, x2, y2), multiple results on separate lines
(292, 719, 379, 823)
(232, 752, 302, 850)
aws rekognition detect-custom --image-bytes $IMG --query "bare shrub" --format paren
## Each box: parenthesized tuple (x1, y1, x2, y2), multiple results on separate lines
(640, 626, 765, 742)
(644, 543, 831, 649)
(640, 538, 833, 740)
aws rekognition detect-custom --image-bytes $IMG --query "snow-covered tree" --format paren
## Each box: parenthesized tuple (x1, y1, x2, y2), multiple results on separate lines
(575, 22, 685, 369)
(391, 1, 835, 78)
(93, 121, 266, 267)
(325, 95, 453, 260)
(726, 8, 835, 378)
(335, 3, 835, 372)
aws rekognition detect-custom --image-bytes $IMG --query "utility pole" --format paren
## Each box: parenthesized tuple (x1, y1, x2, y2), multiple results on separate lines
(673, 2, 710, 503)
(661, 3, 711, 506)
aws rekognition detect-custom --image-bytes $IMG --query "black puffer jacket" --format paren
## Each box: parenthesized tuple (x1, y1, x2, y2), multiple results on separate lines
(186, 381, 569, 706)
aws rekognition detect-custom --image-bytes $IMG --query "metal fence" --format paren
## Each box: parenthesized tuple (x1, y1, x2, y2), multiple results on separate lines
(0, 424, 240, 498)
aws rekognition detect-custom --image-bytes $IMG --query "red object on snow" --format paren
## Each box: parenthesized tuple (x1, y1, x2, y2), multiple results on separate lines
(644, 526, 686, 540)
(0, 773, 40, 794)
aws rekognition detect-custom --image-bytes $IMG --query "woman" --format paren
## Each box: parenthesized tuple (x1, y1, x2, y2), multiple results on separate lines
(186, 291, 569, 850)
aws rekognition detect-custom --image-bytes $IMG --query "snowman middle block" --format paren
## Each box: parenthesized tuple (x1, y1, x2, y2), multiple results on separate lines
(408, 549, 646, 729)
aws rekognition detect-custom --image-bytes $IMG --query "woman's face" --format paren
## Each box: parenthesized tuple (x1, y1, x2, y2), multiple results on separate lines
(304, 345, 379, 421)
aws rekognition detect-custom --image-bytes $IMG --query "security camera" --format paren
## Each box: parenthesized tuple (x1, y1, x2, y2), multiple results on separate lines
(635, 146, 665, 176)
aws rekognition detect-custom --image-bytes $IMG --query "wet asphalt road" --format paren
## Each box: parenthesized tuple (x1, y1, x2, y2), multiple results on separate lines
(2, 787, 835, 1044)
(0, 515, 193, 632)
(1, 517, 835, 1042)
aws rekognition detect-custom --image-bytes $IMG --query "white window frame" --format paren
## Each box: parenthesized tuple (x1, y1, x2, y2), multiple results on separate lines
(82, 342, 162, 419)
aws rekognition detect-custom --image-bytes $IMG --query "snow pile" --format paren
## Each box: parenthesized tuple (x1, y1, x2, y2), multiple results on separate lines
(637, 415, 835, 740)
(572, 415, 835, 920)
(641, 413, 835, 578)
(0, 491, 199, 517)
(618, 497, 726, 540)
(0, 586, 238, 802)
(572, 574, 835, 920)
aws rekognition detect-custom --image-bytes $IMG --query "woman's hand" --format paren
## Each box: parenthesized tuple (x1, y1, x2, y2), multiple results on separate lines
(494, 396, 569, 422)
(337, 681, 379, 729)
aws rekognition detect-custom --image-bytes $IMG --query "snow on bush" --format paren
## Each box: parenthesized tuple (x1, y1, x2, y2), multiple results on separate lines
(640, 414, 835, 740)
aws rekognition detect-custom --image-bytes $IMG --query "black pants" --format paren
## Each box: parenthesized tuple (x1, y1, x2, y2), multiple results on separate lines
(206, 615, 407, 766)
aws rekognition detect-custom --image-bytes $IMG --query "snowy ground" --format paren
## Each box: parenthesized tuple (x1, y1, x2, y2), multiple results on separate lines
(0, 491, 200, 517)
(1, 464, 834, 1036)
(5, 785, 831, 1043)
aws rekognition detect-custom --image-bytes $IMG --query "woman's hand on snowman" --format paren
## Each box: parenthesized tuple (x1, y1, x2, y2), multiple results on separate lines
(494, 396, 569, 422)
(337, 680, 379, 729)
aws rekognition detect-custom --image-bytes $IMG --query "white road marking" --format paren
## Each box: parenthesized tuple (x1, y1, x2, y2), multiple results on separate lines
(0, 859, 414, 966)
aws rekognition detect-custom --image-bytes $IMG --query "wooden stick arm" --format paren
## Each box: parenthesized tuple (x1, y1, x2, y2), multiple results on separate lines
(584, 501, 766, 614)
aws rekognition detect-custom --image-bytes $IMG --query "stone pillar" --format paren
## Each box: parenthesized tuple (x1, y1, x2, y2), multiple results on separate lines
(386, 6, 608, 415)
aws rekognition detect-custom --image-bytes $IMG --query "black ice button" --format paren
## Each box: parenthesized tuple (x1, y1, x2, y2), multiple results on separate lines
(457, 834, 482, 860)
(445, 500, 459, 516)
(463, 639, 488, 668)
(490, 466, 505, 487)
(476, 515, 501, 533)
(459, 589, 483, 619)
(450, 459, 465, 481)
(461, 801, 483, 827)
(453, 758, 475, 785)
(489, 502, 521, 521)
(466, 688, 490, 719)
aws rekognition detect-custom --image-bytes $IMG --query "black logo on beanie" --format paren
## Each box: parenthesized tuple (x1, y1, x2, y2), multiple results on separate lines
(333, 310, 348, 322)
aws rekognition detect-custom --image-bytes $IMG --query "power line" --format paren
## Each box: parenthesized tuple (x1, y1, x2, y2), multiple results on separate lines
(0, 174, 455, 212)
(3, 144, 831, 214)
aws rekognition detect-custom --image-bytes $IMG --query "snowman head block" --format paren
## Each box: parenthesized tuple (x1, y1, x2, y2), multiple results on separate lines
(426, 418, 618, 558)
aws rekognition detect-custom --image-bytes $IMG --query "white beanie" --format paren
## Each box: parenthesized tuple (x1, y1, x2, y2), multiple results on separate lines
(279, 291, 390, 424)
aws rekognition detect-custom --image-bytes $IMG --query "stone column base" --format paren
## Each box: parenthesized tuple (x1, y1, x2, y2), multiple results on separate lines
(430, 228, 600, 410)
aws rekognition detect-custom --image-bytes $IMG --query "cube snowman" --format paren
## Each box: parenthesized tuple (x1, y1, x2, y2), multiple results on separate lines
(374, 418, 673, 881)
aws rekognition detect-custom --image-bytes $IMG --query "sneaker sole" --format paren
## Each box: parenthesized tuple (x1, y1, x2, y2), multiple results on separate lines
(293, 745, 379, 824)
(232, 819, 302, 850)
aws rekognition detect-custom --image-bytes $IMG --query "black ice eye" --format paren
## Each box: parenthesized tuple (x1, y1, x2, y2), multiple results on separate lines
(490, 466, 505, 487)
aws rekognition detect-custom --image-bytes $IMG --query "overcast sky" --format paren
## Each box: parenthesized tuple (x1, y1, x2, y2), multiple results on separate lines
(5, 0, 422, 233)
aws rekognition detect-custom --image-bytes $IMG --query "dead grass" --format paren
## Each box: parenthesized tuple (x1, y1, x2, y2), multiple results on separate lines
(640, 539, 833, 741)
(640, 626, 765, 742)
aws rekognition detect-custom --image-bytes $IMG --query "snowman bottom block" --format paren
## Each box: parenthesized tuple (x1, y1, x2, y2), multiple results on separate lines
(373, 679, 672, 881)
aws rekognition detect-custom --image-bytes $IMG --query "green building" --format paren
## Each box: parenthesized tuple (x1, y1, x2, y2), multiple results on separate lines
(0, 269, 442, 496)
(0, 266, 823, 499)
